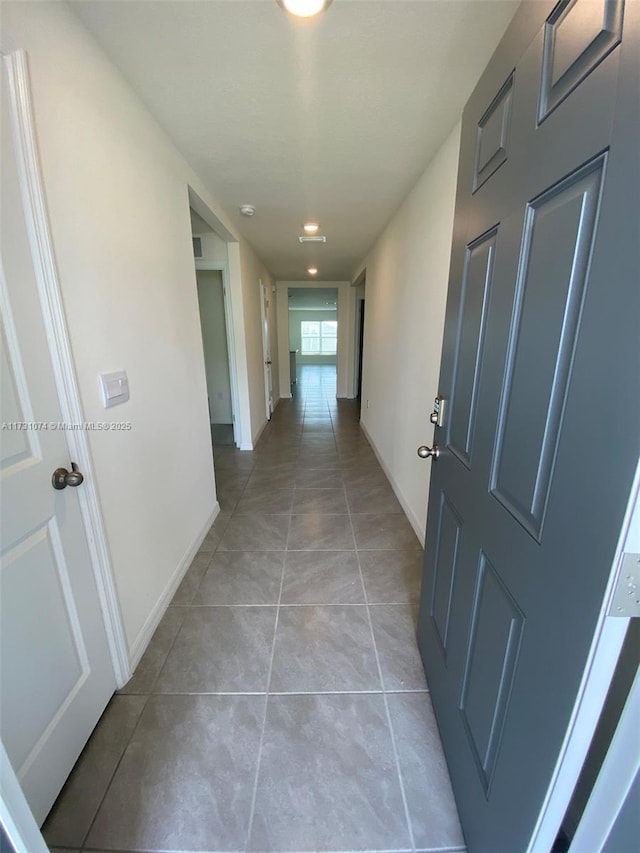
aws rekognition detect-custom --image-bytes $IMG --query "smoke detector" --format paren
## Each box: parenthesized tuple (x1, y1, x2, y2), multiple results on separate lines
(239, 204, 256, 217)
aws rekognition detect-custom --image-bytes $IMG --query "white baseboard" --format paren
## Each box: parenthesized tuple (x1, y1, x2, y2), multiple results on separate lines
(359, 422, 426, 548)
(250, 406, 279, 449)
(252, 419, 267, 447)
(126, 503, 220, 677)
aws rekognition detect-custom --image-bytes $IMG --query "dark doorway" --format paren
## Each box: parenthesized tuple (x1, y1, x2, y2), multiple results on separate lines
(356, 297, 365, 404)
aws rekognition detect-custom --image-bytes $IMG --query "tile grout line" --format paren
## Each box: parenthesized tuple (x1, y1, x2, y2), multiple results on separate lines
(78, 376, 427, 853)
(221, 421, 272, 853)
(243, 501, 290, 852)
(78, 678, 155, 849)
(77, 495, 242, 849)
(218, 443, 255, 514)
(79, 449, 255, 851)
(77, 567, 207, 850)
(173, 601, 418, 608)
(346, 499, 417, 853)
(77, 474, 245, 849)
(139, 688, 428, 697)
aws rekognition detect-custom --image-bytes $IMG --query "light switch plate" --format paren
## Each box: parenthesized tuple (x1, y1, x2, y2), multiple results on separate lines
(99, 371, 129, 409)
(608, 553, 640, 617)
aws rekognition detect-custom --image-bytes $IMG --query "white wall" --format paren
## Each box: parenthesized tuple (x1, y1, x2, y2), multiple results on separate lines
(1, 0, 273, 659)
(196, 271, 233, 424)
(289, 309, 338, 366)
(356, 123, 461, 542)
(276, 281, 354, 398)
(193, 229, 228, 265)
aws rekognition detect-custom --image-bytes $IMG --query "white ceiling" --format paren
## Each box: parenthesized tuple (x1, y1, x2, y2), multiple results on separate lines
(74, 0, 519, 280)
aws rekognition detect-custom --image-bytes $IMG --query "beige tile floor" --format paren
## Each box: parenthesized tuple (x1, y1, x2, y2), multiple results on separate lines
(44, 366, 464, 853)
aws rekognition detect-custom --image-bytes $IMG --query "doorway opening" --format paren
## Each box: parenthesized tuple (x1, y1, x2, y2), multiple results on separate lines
(259, 279, 274, 421)
(189, 207, 240, 453)
(352, 273, 366, 409)
(196, 269, 234, 446)
(287, 287, 338, 398)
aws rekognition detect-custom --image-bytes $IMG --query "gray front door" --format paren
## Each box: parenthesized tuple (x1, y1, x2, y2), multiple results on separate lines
(416, 1, 639, 850)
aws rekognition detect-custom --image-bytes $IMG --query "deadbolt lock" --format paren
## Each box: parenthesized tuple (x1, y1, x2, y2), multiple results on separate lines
(430, 395, 446, 428)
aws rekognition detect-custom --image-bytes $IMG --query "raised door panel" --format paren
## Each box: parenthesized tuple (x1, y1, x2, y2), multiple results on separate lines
(430, 494, 463, 659)
(0, 320, 34, 470)
(539, 0, 624, 120)
(490, 154, 605, 540)
(0, 523, 89, 775)
(473, 75, 514, 191)
(449, 229, 497, 468)
(459, 555, 525, 796)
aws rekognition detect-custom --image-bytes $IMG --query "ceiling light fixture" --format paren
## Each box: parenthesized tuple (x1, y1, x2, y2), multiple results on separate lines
(299, 235, 326, 243)
(277, 0, 333, 19)
(308, 267, 318, 275)
(239, 204, 256, 217)
(303, 222, 319, 233)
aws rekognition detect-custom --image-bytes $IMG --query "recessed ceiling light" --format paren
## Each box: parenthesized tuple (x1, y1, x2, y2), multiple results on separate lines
(308, 267, 318, 275)
(303, 222, 319, 233)
(277, 0, 333, 19)
(239, 204, 256, 217)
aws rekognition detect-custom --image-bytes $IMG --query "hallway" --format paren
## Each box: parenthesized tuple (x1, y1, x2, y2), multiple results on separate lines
(43, 366, 464, 853)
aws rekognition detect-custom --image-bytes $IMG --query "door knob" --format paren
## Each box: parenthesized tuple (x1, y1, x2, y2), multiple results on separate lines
(417, 445, 440, 460)
(52, 462, 84, 490)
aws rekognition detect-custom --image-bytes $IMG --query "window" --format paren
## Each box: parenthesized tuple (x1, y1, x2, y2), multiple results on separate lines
(301, 320, 337, 355)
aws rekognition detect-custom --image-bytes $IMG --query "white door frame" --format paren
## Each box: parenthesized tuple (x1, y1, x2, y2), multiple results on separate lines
(569, 664, 640, 852)
(528, 458, 639, 851)
(275, 280, 356, 399)
(1, 46, 129, 850)
(259, 278, 273, 421)
(1, 743, 47, 853)
(2, 49, 129, 681)
(194, 261, 242, 448)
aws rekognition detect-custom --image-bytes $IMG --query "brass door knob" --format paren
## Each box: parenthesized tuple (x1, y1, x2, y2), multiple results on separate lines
(52, 462, 84, 490)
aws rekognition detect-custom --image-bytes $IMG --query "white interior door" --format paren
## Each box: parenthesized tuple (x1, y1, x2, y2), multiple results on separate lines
(260, 280, 273, 420)
(0, 57, 115, 824)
